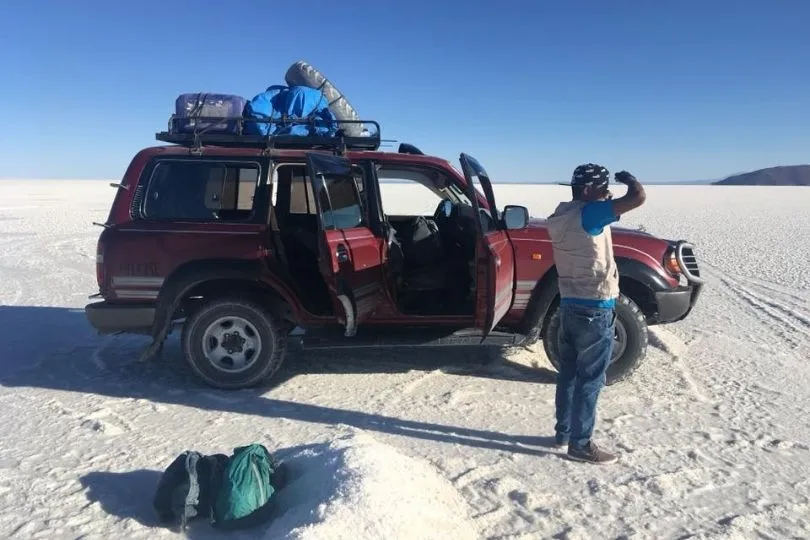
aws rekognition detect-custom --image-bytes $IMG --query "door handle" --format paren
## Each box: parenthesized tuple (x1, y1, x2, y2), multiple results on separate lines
(336, 243, 349, 263)
(495, 255, 501, 268)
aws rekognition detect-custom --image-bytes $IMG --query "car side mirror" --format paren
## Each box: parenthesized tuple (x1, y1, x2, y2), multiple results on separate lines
(503, 205, 529, 230)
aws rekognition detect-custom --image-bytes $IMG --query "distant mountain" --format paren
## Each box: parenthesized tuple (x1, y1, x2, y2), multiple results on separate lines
(714, 165, 810, 186)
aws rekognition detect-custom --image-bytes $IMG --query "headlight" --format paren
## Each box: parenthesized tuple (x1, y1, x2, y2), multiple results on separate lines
(664, 250, 681, 276)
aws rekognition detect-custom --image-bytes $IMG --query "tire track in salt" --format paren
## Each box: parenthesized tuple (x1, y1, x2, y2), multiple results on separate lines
(692, 266, 773, 349)
(702, 261, 810, 318)
(702, 263, 810, 351)
(723, 270, 810, 327)
(721, 277, 810, 349)
(687, 264, 810, 464)
(728, 272, 810, 306)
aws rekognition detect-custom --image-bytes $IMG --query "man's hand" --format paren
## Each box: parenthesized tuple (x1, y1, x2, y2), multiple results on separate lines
(614, 170, 637, 185)
(611, 170, 646, 216)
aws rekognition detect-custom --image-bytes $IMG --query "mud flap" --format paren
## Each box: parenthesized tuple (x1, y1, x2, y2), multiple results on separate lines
(336, 294, 356, 337)
(137, 337, 166, 363)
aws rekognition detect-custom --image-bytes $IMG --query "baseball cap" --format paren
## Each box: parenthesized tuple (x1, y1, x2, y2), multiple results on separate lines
(558, 163, 610, 188)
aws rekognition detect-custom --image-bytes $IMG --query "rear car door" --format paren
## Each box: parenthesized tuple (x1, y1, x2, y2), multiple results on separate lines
(458, 153, 516, 337)
(305, 152, 385, 336)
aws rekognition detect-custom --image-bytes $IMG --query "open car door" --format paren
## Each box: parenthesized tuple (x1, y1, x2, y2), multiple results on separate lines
(458, 153, 516, 339)
(305, 152, 385, 337)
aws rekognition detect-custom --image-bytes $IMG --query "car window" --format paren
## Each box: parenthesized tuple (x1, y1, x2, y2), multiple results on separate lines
(288, 168, 317, 215)
(143, 160, 259, 221)
(351, 166, 367, 211)
(377, 167, 444, 215)
(444, 181, 473, 208)
(376, 165, 471, 215)
(317, 168, 366, 230)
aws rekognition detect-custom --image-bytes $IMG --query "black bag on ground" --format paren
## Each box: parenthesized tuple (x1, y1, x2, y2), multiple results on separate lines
(152, 450, 229, 530)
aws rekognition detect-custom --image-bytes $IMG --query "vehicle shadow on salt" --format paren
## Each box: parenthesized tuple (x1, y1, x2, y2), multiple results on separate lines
(0, 306, 559, 457)
(277, 339, 558, 387)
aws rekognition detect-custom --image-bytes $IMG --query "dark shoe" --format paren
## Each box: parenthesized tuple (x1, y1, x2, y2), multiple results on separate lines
(567, 441, 618, 464)
(554, 435, 569, 449)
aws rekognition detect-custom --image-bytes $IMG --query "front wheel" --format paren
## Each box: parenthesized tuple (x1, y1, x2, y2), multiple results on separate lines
(542, 294, 648, 385)
(181, 296, 288, 389)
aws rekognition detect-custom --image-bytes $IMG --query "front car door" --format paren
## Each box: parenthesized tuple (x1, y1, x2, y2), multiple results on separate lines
(305, 152, 385, 336)
(458, 153, 516, 338)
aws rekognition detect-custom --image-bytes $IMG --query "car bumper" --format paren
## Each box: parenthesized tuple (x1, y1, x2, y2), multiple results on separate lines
(85, 301, 156, 335)
(653, 284, 703, 324)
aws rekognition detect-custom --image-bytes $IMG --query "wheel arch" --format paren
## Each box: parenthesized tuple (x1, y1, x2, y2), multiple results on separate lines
(615, 256, 671, 324)
(518, 255, 671, 339)
(516, 266, 559, 341)
(148, 258, 303, 347)
(179, 278, 296, 324)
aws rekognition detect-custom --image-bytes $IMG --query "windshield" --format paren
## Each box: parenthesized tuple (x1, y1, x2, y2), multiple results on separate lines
(376, 164, 473, 208)
(442, 180, 473, 207)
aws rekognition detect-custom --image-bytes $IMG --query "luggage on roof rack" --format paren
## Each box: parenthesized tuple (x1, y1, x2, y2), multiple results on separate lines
(155, 116, 381, 151)
(174, 93, 247, 134)
(243, 85, 335, 137)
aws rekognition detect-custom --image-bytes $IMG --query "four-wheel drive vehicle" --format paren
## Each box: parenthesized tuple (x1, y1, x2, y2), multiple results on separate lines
(85, 117, 704, 389)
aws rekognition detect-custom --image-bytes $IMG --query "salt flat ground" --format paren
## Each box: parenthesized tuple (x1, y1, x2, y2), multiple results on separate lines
(1, 180, 809, 539)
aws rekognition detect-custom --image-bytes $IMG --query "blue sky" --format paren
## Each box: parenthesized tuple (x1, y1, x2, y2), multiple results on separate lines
(1, 1, 808, 182)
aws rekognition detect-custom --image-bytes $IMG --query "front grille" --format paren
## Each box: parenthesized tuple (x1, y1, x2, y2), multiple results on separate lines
(676, 243, 703, 283)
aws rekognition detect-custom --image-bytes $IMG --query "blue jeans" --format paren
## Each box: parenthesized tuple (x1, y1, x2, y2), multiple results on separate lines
(554, 303, 615, 450)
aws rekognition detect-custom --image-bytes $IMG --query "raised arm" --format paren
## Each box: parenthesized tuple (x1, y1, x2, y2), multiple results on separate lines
(611, 171, 646, 216)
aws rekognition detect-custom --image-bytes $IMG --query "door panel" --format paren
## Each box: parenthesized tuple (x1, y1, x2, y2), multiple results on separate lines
(458, 153, 516, 337)
(485, 231, 516, 328)
(305, 153, 385, 336)
(325, 227, 384, 316)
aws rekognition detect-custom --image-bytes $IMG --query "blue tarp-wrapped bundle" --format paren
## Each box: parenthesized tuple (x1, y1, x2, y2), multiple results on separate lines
(243, 85, 337, 137)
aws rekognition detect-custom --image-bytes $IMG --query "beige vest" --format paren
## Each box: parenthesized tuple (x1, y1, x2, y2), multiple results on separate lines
(546, 200, 619, 301)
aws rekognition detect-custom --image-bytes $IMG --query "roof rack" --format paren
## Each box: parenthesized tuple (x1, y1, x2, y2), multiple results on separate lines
(155, 115, 381, 153)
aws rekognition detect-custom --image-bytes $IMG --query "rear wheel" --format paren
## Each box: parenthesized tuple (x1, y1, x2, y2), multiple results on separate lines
(542, 294, 648, 385)
(181, 296, 287, 389)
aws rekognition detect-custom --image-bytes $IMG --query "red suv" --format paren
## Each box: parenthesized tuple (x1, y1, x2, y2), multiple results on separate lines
(85, 118, 704, 389)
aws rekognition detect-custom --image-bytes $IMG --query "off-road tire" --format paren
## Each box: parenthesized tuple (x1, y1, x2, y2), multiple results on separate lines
(181, 296, 287, 390)
(542, 294, 648, 385)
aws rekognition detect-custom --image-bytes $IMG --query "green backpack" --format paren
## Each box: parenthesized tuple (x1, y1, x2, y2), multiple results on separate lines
(153, 443, 282, 532)
(212, 443, 278, 530)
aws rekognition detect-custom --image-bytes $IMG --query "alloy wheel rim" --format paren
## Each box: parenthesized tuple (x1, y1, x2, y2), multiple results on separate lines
(201, 316, 262, 373)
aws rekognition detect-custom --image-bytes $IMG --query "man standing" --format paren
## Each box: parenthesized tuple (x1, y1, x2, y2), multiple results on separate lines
(545, 163, 646, 464)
